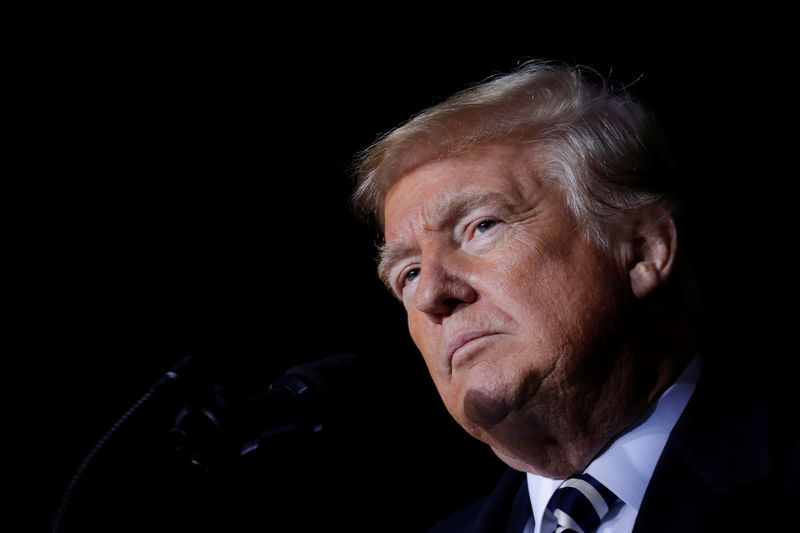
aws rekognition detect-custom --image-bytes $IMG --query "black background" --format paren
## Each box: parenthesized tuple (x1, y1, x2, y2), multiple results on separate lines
(14, 14, 794, 532)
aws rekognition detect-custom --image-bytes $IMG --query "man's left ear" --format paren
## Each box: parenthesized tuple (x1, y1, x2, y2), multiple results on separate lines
(626, 213, 678, 299)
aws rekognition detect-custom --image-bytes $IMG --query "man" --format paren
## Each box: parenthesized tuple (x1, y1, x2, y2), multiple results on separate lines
(352, 60, 796, 531)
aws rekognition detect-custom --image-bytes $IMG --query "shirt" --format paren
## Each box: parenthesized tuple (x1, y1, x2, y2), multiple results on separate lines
(523, 355, 701, 533)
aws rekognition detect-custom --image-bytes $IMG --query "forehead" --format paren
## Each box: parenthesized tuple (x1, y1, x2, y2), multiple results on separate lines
(383, 143, 546, 239)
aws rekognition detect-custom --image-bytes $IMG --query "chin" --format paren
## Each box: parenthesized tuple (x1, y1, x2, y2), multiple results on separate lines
(461, 387, 515, 428)
(477, 413, 598, 479)
(491, 442, 588, 479)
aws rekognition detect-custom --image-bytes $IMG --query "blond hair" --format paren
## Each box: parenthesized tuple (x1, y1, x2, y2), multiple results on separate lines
(352, 59, 677, 247)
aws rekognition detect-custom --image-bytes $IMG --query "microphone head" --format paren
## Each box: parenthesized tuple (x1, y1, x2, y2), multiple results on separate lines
(237, 353, 382, 458)
(168, 353, 387, 471)
(280, 353, 373, 394)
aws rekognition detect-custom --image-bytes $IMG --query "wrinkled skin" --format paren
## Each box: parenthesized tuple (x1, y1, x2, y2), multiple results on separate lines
(381, 143, 687, 477)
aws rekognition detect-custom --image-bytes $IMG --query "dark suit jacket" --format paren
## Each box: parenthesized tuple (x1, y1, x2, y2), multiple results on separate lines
(428, 361, 799, 532)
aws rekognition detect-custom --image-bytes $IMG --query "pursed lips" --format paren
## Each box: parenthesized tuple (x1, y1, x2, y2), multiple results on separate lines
(446, 330, 500, 366)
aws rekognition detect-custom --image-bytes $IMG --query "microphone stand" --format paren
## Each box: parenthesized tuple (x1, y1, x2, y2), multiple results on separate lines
(50, 352, 379, 532)
(50, 356, 198, 533)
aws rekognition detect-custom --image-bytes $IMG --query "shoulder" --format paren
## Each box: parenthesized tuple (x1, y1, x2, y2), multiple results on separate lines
(638, 358, 799, 530)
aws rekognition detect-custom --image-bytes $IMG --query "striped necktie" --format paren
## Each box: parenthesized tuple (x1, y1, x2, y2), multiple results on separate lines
(546, 473, 619, 533)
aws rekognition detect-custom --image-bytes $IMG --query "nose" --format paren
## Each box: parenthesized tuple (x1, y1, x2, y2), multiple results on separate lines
(413, 248, 477, 319)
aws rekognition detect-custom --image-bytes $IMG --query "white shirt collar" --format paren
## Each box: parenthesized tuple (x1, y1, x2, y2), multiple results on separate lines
(526, 355, 702, 528)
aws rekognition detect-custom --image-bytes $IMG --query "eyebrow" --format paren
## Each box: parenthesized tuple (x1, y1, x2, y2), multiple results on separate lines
(377, 190, 513, 288)
(377, 240, 414, 289)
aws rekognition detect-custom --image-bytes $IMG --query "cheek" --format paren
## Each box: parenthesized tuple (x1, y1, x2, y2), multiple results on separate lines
(491, 238, 624, 357)
(538, 258, 628, 366)
(406, 308, 425, 345)
(487, 240, 559, 321)
(490, 232, 557, 289)
(406, 311, 440, 370)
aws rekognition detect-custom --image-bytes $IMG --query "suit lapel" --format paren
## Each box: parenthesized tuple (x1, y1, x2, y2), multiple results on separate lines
(505, 475, 532, 533)
(633, 365, 773, 532)
(472, 469, 530, 532)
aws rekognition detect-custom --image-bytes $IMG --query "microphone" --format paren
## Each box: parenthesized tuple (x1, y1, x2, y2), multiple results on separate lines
(168, 353, 378, 470)
(52, 354, 384, 532)
(51, 355, 203, 533)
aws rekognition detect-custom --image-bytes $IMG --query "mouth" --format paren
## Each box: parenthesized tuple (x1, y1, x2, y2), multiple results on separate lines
(447, 331, 499, 366)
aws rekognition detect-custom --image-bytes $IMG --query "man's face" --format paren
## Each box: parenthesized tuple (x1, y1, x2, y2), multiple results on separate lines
(381, 144, 641, 477)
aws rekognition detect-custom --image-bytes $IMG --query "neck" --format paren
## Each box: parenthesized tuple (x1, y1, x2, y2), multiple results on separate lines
(574, 298, 698, 476)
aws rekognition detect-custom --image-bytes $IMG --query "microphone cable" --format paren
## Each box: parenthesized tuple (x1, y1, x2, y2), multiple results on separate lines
(50, 356, 196, 533)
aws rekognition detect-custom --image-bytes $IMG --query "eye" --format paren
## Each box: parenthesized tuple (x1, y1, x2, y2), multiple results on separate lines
(404, 268, 420, 284)
(395, 266, 420, 295)
(475, 219, 497, 234)
(463, 217, 502, 254)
